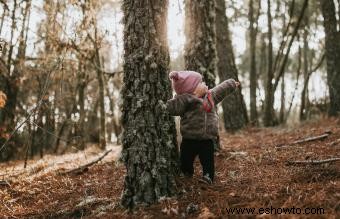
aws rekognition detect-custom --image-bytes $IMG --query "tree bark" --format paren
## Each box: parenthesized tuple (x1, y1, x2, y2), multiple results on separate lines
(300, 27, 309, 121)
(263, 0, 275, 126)
(279, 73, 285, 123)
(321, 0, 340, 116)
(121, 0, 178, 208)
(286, 44, 302, 121)
(7, 0, 17, 72)
(338, 0, 340, 30)
(93, 27, 106, 150)
(184, 0, 216, 89)
(0, 6, 7, 36)
(248, 0, 259, 125)
(77, 62, 86, 150)
(215, 0, 248, 131)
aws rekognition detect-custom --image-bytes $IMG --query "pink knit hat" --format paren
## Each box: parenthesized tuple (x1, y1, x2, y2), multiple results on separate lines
(169, 71, 202, 94)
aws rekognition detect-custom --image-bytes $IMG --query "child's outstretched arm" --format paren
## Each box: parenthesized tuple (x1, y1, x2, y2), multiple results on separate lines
(210, 79, 239, 104)
(165, 94, 198, 116)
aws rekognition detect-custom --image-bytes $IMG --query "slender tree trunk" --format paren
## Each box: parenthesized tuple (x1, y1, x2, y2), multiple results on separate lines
(273, 0, 308, 90)
(321, 0, 340, 116)
(259, 33, 267, 115)
(94, 50, 106, 149)
(77, 63, 86, 150)
(248, 0, 259, 125)
(121, 0, 178, 208)
(300, 27, 309, 121)
(264, 0, 275, 126)
(338, 0, 340, 30)
(215, 0, 248, 131)
(184, 0, 216, 88)
(286, 44, 302, 121)
(7, 0, 17, 72)
(0, 7, 7, 35)
(279, 73, 285, 123)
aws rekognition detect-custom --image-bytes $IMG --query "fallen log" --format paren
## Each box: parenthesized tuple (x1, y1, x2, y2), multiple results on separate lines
(60, 149, 112, 175)
(286, 157, 340, 166)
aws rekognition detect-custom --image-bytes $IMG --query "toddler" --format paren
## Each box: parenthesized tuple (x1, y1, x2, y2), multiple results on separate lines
(166, 71, 240, 184)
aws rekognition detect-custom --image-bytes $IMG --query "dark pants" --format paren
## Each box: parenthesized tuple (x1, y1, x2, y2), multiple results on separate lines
(180, 138, 215, 181)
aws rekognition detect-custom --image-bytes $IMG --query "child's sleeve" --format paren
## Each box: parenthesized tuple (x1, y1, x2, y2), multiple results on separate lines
(210, 79, 237, 104)
(166, 94, 196, 116)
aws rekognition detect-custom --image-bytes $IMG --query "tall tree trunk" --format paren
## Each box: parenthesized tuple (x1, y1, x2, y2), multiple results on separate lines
(248, 0, 259, 125)
(300, 27, 309, 121)
(93, 27, 106, 149)
(184, 0, 216, 89)
(263, 0, 275, 126)
(121, 0, 178, 208)
(215, 0, 248, 131)
(0, 7, 7, 35)
(279, 73, 285, 123)
(338, 0, 340, 30)
(286, 44, 302, 121)
(7, 0, 17, 72)
(321, 0, 340, 116)
(77, 62, 86, 150)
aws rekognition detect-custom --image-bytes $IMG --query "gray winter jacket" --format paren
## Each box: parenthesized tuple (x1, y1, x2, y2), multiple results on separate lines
(166, 79, 237, 140)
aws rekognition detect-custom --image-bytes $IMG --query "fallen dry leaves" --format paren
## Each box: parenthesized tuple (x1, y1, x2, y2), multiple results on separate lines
(0, 118, 339, 218)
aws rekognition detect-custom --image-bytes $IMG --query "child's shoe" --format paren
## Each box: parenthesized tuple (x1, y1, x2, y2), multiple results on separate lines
(200, 174, 213, 184)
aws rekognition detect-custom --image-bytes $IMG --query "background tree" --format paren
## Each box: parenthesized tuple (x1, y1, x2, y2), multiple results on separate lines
(215, 0, 248, 131)
(320, 0, 340, 116)
(248, 0, 261, 125)
(120, 0, 178, 208)
(184, 0, 216, 89)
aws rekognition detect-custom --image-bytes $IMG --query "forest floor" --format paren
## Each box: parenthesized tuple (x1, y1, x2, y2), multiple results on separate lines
(0, 117, 339, 218)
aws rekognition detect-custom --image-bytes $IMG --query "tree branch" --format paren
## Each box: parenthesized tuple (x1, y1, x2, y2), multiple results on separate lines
(286, 157, 340, 165)
(273, 0, 309, 91)
(60, 149, 112, 175)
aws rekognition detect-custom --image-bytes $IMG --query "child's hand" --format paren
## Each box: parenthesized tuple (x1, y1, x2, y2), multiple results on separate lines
(235, 81, 240, 87)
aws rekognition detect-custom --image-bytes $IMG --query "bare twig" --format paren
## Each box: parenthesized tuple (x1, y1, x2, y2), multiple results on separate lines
(328, 139, 340, 146)
(277, 132, 331, 147)
(291, 132, 331, 145)
(0, 180, 10, 187)
(60, 149, 112, 175)
(286, 157, 340, 166)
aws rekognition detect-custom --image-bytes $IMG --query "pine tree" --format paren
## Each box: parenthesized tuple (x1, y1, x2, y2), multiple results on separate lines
(121, 0, 178, 208)
(184, 0, 216, 89)
(215, 0, 248, 130)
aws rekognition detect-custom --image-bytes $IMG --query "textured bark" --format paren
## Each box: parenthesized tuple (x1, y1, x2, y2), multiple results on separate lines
(215, 0, 248, 131)
(321, 0, 340, 116)
(121, 0, 178, 208)
(184, 0, 216, 89)
(263, 0, 275, 126)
